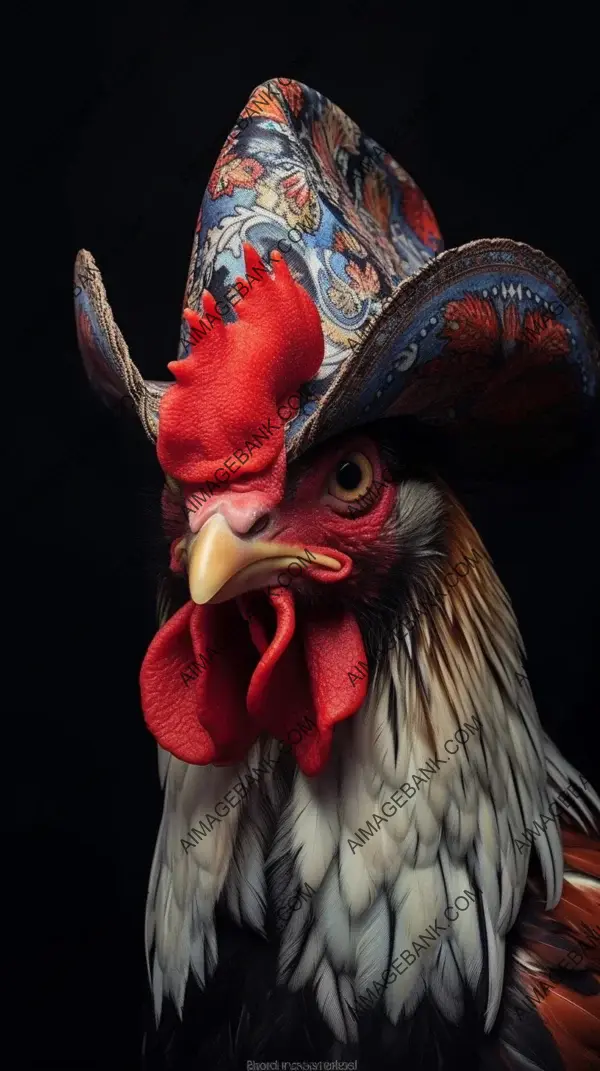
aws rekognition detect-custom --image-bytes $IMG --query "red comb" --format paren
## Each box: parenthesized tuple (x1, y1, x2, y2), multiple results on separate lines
(157, 244, 324, 485)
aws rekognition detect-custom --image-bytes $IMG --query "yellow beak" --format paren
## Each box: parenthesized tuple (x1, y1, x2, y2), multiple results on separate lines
(187, 513, 341, 605)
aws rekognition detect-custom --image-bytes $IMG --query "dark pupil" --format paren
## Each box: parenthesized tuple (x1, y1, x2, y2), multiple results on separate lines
(337, 460, 362, 490)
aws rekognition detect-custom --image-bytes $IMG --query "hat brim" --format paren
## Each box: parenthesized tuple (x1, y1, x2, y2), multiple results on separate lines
(74, 249, 166, 440)
(289, 237, 599, 463)
(74, 238, 598, 466)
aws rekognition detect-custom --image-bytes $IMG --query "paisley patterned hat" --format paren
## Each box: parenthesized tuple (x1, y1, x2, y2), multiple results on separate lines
(74, 77, 599, 460)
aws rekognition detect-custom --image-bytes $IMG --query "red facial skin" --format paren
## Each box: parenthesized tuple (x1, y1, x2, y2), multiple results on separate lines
(144, 433, 397, 776)
(164, 432, 397, 578)
(268, 433, 396, 563)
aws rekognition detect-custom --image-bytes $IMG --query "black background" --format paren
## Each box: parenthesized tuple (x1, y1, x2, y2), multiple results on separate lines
(14, 2, 599, 1068)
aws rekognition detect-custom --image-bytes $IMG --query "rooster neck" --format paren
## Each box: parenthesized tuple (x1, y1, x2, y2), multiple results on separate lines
(264, 514, 563, 1038)
(147, 494, 594, 1044)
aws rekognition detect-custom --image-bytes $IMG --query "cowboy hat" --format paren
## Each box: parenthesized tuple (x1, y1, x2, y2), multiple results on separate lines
(74, 76, 599, 461)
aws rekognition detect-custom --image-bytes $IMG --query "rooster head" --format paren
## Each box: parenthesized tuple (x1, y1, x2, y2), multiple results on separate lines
(140, 245, 454, 778)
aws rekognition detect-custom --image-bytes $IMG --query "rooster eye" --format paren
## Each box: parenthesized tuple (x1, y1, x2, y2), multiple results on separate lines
(328, 452, 374, 502)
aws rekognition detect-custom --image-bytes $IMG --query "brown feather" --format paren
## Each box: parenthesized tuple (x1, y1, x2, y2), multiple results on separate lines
(512, 835, 600, 1068)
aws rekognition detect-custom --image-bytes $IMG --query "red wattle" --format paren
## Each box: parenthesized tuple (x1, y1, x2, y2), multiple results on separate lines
(139, 588, 368, 776)
(140, 600, 258, 764)
(298, 607, 369, 774)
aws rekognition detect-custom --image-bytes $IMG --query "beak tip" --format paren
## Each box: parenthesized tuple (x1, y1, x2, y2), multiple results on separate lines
(189, 579, 213, 606)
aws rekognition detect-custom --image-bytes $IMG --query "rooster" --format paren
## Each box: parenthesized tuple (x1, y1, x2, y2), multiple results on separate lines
(73, 78, 600, 1070)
